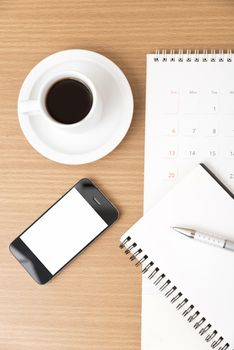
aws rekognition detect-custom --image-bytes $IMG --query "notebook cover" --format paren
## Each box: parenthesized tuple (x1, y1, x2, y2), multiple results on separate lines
(121, 164, 234, 349)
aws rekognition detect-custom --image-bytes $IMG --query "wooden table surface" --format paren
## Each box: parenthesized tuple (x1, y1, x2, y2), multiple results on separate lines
(0, 1, 234, 349)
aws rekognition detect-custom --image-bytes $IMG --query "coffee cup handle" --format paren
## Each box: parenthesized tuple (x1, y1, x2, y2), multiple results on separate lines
(18, 100, 41, 115)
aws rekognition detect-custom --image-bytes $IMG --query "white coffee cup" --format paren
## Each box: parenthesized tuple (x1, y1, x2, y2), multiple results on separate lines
(18, 71, 102, 131)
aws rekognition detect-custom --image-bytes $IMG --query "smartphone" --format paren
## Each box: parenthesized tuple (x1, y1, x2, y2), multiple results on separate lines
(9, 179, 118, 284)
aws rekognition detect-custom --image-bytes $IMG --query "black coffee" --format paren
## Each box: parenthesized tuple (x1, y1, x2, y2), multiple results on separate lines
(45, 78, 93, 124)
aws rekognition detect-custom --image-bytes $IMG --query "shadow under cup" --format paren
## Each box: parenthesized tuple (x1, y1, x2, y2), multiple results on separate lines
(45, 78, 93, 125)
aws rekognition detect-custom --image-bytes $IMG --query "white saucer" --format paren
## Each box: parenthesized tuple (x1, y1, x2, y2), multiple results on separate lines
(18, 50, 134, 164)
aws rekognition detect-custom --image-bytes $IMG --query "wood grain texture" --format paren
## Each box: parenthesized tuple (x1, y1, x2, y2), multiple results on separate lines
(1, 0, 234, 349)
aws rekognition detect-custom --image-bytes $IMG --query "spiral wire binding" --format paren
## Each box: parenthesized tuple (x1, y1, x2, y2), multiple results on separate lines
(153, 49, 232, 63)
(119, 236, 232, 350)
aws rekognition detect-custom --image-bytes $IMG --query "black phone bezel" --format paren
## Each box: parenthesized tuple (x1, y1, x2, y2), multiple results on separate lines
(9, 178, 119, 285)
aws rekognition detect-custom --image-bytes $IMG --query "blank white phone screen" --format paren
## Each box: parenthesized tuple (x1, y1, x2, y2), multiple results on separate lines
(20, 188, 108, 275)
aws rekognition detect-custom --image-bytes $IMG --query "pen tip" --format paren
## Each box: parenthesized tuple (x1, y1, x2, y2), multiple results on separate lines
(172, 226, 182, 234)
(171, 226, 195, 237)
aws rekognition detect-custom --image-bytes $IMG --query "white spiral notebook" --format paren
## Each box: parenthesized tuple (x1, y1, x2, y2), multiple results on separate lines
(120, 164, 234, 350)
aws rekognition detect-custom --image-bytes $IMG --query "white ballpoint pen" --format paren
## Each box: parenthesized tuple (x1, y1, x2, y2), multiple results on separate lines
(172, 226, 234, 252)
